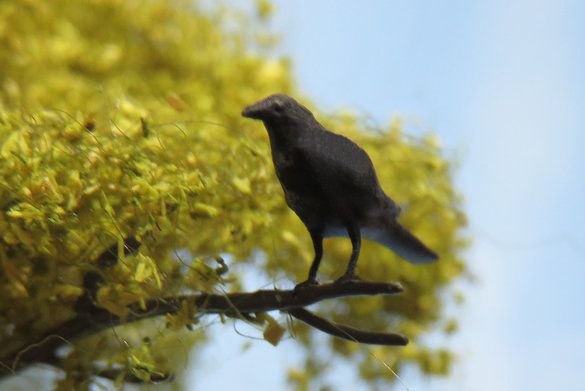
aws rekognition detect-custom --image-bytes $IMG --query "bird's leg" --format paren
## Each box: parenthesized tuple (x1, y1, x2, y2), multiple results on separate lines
(306, 231, 324, 283)
(336, 223, 362, 283)
(295, 228, 323, 290)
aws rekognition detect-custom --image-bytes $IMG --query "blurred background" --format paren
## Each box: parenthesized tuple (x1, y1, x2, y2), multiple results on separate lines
(194, 1, 585, 390)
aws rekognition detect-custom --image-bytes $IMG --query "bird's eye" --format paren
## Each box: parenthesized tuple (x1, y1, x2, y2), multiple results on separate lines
(274, 103, 284, 113)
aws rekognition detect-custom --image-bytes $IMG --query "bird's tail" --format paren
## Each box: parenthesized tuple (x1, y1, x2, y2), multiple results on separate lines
(362, 222, 439, 264)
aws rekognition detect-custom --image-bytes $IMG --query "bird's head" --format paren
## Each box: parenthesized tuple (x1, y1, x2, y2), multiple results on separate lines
(241, 94, 314, 125)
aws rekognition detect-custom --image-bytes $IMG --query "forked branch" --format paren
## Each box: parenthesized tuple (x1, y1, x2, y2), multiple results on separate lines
(0, 280, 407, 379)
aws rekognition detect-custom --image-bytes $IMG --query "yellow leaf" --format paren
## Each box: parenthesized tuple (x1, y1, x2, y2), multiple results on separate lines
(263, 321, 285, 346)
(192, 202, 219, 217)
(232, 177, 251, 194)
(281, 230, 298, 244)
(167, 92, 187, 112)
(54, 284, 84, 300)
(134, 259, 150, 282)
(97, 286, 129, 318)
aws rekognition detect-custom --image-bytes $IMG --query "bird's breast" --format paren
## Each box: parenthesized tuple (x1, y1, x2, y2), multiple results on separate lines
(272, 149, 319, 196)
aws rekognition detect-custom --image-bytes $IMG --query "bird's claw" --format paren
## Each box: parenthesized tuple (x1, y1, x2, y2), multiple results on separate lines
(294, 279, 319, 294)
(334, 273, 361, 285)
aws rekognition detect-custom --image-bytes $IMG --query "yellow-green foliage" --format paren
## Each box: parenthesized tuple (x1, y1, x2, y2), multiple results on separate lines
(0, 0, 467, 388)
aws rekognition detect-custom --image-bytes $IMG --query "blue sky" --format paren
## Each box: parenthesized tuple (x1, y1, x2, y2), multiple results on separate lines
(193, 1, 585, 390)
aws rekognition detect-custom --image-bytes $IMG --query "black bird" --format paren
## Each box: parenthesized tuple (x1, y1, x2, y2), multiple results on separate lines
(242, 94, 438, 286)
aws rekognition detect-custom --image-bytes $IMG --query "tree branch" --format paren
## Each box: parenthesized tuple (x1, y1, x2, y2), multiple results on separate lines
(143, 279, 403, 317)
(287, 308, 408, 346)
(0, 280, 405, 379)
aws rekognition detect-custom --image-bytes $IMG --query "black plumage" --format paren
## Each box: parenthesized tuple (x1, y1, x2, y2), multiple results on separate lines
(242, 94, 438, 286)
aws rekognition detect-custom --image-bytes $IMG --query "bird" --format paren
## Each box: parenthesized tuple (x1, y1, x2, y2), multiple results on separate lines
(242, 94, 438, 287)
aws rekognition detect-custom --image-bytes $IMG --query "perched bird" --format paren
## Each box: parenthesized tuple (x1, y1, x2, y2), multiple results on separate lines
(242, 94, 438, 287)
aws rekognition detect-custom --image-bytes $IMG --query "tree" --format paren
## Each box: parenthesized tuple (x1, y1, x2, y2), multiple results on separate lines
(0, 0, 467, 389)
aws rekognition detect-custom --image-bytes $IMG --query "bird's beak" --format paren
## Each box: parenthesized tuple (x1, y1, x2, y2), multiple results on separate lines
(241, 105, 260, 119)
(241, 99, 269, 119)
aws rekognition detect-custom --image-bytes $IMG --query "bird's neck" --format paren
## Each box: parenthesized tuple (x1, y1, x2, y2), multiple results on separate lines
(263, 116, 322, 148)
(264, 121, 300, 150)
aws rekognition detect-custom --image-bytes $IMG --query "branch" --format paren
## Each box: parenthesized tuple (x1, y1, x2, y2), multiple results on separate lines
(144, 279, 403, 317)
(93, 367, 174, 384)
(287, 308, 408, 346)
(0, 280, 404, 379)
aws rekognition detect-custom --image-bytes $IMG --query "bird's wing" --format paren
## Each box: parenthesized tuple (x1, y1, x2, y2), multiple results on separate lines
(301, 129, 438, 264)
(299, 129, 382, 201)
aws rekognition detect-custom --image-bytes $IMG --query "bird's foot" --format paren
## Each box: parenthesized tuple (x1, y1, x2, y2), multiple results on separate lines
(334, 273, 361, 285)
(294, 279, 319, 294)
